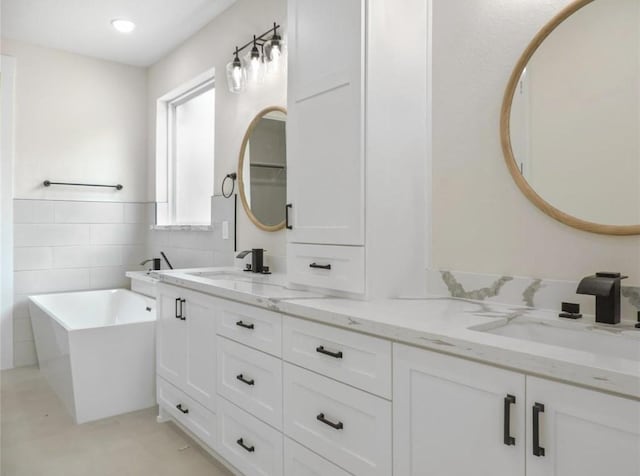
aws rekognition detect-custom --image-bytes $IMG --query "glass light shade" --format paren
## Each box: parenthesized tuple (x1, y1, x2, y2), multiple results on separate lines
(265, 37, 286, 74)
(243, 50, 265, 85)
(226, 60, 246, 93)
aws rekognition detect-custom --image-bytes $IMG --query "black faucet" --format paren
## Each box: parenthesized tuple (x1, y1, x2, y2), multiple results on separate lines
(576, 272, 628, 325)
(236, 249, 266, 273)
(140, 258, 161, 271)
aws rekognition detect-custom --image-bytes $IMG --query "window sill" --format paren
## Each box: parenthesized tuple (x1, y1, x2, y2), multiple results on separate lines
(150, 225, 214, 231)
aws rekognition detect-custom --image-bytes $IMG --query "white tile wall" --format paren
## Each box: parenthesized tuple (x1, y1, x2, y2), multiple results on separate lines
(12, 199, 149, 367)
(12, 197, 236, 368)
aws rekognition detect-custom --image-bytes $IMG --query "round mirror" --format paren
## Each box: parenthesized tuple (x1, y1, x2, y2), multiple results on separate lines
(238, 106, 287, 231)
(501, 0, 640, 235)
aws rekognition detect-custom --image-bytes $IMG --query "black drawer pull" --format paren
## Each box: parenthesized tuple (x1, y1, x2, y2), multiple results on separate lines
(317, 413, 343, 430)
(533, 402, 545, 457)
(316, 345, 343, 359)
(237, 438, 255, 453)
(309, 262, 331, 270)
(236, 320, 255, 330)
(175, 298, 182, 319)
(176, 403, 189, 414)
(236, 374, 255, 386)
(180, 298, 186, 320)
(285, 203, 292, 230)
(503, 394, 516, 446)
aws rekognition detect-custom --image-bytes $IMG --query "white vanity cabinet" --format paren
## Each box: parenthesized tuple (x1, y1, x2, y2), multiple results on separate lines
(156, 283, 217, 411)
(393, 343, 640, 476)
(393, 343, 526, 476)
(526, 377, 640, 476)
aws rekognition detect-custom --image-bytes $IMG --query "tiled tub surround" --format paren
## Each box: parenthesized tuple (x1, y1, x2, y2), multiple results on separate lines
(154, 268, 640, 400)
(427, 269, 640, 321)
(147, 196, 236, 270)
(13, 199, 150, 366)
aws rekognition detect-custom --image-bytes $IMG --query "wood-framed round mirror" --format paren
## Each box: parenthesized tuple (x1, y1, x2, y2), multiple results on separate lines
(500, 0, 640, 235)
(238, 106, 287, 232)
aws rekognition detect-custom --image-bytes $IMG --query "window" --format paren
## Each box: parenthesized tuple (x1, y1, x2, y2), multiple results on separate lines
(156, 68, 215, 226)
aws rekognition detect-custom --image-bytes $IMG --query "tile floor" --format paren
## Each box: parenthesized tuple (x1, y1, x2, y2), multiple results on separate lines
(1, 366, 233, 476)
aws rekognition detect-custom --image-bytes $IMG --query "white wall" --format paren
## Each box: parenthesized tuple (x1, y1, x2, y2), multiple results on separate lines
(146, 0, 287, 258)
(1, 38, 148, 202)
(431, 0, 640, 286)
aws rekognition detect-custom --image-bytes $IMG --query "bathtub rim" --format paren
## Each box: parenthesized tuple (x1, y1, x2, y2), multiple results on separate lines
(28, 288, 156, 333)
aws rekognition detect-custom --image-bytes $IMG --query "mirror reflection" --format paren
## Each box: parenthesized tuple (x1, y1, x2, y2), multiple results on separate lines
(238, 107, 287, 231)
(508, 0, 640, 228)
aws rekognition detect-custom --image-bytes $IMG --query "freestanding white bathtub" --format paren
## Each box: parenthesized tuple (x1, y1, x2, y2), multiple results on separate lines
(29, 289, 156, 424)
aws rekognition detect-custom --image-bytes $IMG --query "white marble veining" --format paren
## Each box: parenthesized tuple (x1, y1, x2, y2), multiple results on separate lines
(153, 268, 640, 400)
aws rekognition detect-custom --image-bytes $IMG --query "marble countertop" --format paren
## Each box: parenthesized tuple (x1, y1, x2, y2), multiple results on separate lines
(152, 267, 640, 400)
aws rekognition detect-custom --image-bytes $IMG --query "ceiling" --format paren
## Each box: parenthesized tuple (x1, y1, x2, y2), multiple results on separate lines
(1, 0, 236, 67)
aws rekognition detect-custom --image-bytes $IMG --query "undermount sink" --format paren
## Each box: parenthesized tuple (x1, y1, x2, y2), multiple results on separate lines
(470, 318, 640, 362)
(186, 270, 248, 280)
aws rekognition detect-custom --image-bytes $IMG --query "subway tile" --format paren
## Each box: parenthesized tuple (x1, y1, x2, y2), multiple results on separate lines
(14, 224, 90, 247)
(12, 294, 30, 319)
(168, 231, 214, 251)
(54, 201, 124, 224)
(13, 247, 53, 271)
(13, 200, 55, 224)
(13, 316, 34, 342)
(90, 266, 129, 289)
(14, 340, 38, 367)
(90, 224, 146, 245)
(52, 246, 93, 269)
(121, 245, 146, 266)
(14, 269, 92, 295)
(124, 203, 149, 224)
(90, 246, 123, 267)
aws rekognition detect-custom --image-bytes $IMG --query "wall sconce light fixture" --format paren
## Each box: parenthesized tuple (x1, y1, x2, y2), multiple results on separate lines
(226, 22, 285, 94)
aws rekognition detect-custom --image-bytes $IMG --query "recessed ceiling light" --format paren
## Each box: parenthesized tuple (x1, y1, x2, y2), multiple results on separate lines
(111, 19, 136, 34)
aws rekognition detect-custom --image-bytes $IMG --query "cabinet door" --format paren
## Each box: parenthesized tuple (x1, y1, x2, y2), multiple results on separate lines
(526, 377, 640, 476)
(393, 344, 525, 476)
(156, 285, 186, 388)
(183, 290, 217, 411)
(286, 0, 365, 245)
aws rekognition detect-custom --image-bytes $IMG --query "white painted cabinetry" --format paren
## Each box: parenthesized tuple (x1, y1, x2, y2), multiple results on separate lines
(394, 343, 640, 476)
(156, 283, 216, 411)
(526, 376, 640, 476)
(287, 0, 365, 247)
(394, 343, 526, 476)
(286, 0, 429, 298)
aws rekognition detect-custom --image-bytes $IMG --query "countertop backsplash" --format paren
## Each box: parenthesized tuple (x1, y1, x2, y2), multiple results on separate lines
(427, 268, 640, 322)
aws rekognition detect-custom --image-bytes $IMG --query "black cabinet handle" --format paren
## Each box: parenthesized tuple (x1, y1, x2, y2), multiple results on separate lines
(236, 374, 255, 386)
(176, 403, 189, 414)
(285, 203, 292, 230)
(180, 298, 186, 320)
(309, 262, 331, 270)
(317, 413, 343, 430)
(316, 345, 343, 359)
(236, 320, 255, 330)
(175, 298, 182, 319)
(237, 438, 255, 453)
(503, 394, 516, 446)
(533, 402, 545, 457)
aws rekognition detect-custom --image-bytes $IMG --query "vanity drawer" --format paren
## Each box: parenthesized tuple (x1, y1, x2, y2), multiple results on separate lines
(218, 397, 283, 476)
(216, 299, 282, 357)
(287, 243, 365, 294)
(157, 377, 216, 449)
(217, 336, 283, 429)
(283, 364, 392, 476)
(284, 437, 352, 476)
(283, 316, 392, 398)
